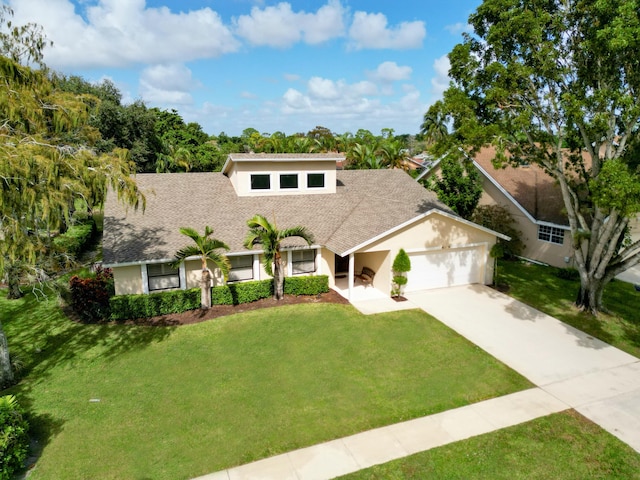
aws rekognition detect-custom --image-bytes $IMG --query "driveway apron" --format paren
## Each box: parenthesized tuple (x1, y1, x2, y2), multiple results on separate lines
(406, 284, 640, 453)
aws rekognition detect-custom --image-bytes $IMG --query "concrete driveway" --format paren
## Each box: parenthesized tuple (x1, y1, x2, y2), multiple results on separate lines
(406, 284, 640, 453)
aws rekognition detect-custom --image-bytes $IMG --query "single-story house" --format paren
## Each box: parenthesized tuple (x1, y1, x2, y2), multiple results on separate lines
(103, 153, 508, 300)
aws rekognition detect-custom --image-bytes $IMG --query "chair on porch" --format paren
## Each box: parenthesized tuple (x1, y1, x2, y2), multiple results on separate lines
(357, 266, 376, 288)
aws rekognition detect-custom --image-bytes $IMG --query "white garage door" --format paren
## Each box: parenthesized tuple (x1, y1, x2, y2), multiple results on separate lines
(406, 247, 484, 291)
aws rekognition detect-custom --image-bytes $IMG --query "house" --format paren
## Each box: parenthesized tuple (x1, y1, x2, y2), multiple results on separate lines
(471, 147, 575, 268)
(103, 153, 508, 301)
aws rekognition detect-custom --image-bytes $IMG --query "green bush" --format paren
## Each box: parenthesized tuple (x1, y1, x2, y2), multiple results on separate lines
(110, 288, 201, 321)
(0, 395, 29, 480)
(53, 218, 96, 260)
(555, 267, 580, 281)
(284, 275, 329, 295)
(109, 275, 330, 320)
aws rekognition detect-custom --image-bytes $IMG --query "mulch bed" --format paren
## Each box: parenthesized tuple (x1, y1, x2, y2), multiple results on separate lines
(126, 289, 351, 327)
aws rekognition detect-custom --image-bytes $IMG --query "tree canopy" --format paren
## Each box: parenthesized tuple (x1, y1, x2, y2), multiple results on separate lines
(433, 0, 640, 314)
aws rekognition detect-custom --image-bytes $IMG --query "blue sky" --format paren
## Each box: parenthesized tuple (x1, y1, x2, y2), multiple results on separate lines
(7, 0, 480, 136)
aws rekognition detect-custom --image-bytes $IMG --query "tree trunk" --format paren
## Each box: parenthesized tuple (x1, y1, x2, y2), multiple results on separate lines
(575, 277, 606, 315)
(273, 258, 285, 300)
(5, 263, 23, 300)
(0, 322, 13, 388)
(200, 268, 211, 309)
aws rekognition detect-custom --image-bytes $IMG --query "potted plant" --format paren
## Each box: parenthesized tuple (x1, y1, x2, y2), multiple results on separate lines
(391, 248, 411, 300)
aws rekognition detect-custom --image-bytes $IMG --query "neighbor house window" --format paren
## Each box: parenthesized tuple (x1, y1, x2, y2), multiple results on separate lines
(250, 174, 270, 190)
(307, 173, 325, 188)
(538, 225, 565, 244)
(228, 255, 254, 282)
(280, 174, 298, 189)
(291, 249, 316, 275)
(147, 263, 180, 291)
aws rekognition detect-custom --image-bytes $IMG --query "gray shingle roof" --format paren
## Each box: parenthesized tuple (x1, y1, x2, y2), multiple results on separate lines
(103, 169, 452, 265)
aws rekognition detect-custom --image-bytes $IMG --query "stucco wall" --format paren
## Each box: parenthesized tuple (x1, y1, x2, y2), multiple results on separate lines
(480, 177, 573, 268)
(113, 265, 143, 295)
(228, 160, 337, 196)
(358, 212, 498, 288)
(319, 248, 335, 287)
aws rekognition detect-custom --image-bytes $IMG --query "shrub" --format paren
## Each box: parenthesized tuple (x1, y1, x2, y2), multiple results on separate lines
(110, 288, 201, 321)
(69, 267, 114, 322)
(53, 218, 96, 260)
(472, 205, 524, 258)
(555, 267, 580, 281)
(0, 395, 29, 480)
(284, 275, 329, 296)
(392, 249, 411, 296)
(109, 275, 330, 320)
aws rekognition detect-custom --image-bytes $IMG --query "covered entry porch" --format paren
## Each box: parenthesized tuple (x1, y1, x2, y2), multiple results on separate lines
(332, 250, 391, 301)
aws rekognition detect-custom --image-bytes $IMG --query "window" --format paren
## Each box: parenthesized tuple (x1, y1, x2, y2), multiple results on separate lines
(250, 174, 270, 190)
(228, 255, 254, 282)
(291, 249, 316, 275)
(147, 263, 180, 291)
(307, 173, 325, 188)
(280, 174, 298, 189)
(538, 225, 565, 245)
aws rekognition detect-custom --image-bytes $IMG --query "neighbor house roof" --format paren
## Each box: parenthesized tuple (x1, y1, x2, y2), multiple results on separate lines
(473, 146, 568, 226)
(103, 169, 455, 265)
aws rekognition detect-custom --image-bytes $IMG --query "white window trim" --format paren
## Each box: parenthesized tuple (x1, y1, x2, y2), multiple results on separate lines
(287, 248, 317, 276)
(538, 225, 565, 245)
(306, 172, 327, 189)
(143, 261, 185, 293)
(249, 173, 272, 191)
(278, 172, 300, 191)
(227, 253, 256, 282)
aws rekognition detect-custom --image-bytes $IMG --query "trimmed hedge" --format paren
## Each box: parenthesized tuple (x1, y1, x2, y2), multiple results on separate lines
(109, 275, 329, 321)
(284, 275, 329, 295)
(53, 218, 96, 259)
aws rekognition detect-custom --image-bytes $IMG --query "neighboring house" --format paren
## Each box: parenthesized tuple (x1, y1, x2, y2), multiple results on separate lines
(103, 153, 508, 301)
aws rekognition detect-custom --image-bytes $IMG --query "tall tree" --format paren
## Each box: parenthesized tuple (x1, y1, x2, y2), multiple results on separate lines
(427, 155, 483, 220)
(172, 227, 230, 309)
(435, 0, 640, 314)
(244, 215, 314, 300)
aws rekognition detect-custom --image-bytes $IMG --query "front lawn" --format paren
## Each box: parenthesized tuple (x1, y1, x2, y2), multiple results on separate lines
(499, 260, 640, 358)
(338, 410, 640, 479)
(1, 292, 530, 480)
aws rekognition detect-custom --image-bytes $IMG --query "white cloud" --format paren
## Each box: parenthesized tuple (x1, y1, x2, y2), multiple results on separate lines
(445, 22, 473, 35)
(234, 0, 346, 48)
(431, 55, 451, 97)
(139, 64, 198, 105)
(348, 11, 425, 49)
(9, 0, 240, 68)
(368, 61, 412, 82)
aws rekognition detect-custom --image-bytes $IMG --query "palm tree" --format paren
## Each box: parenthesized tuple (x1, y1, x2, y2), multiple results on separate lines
(173, 226, 230, 309)
(244, 214, 314, 300)
(420, 101, 449, 146)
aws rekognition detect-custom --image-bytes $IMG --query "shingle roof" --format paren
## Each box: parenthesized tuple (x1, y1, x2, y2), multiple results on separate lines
(474, 147, 568, 226)
(103, 169, 452, 265)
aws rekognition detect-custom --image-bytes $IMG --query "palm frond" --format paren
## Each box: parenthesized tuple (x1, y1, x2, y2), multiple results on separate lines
(280, 226, 314, 245)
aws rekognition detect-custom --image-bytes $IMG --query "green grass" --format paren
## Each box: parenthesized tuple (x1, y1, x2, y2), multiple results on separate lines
(1, 292, 530, 480)
(499, 260, 640, 358)
(338, 410, 640, 479)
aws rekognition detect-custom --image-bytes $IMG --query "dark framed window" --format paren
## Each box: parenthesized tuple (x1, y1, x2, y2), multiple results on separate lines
(307, 173, 325, 188)
(250, 174, 271, 190)
(228, 255, 254, 282)
(280, 174, 298, 189)
(147, 263, 180, 291)
(291, 249, 316, 275)
(538, 225, 564, 245)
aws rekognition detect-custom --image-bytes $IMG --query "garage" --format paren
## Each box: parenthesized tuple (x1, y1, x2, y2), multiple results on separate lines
(406, 246, 484, 291)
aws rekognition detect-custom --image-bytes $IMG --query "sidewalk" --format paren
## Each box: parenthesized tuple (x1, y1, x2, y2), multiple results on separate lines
(193, 388, 567, 480)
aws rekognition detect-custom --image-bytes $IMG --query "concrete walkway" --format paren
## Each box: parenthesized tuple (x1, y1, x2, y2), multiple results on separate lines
(407, 285, 640, 452)
(194, 284, 640, 480)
